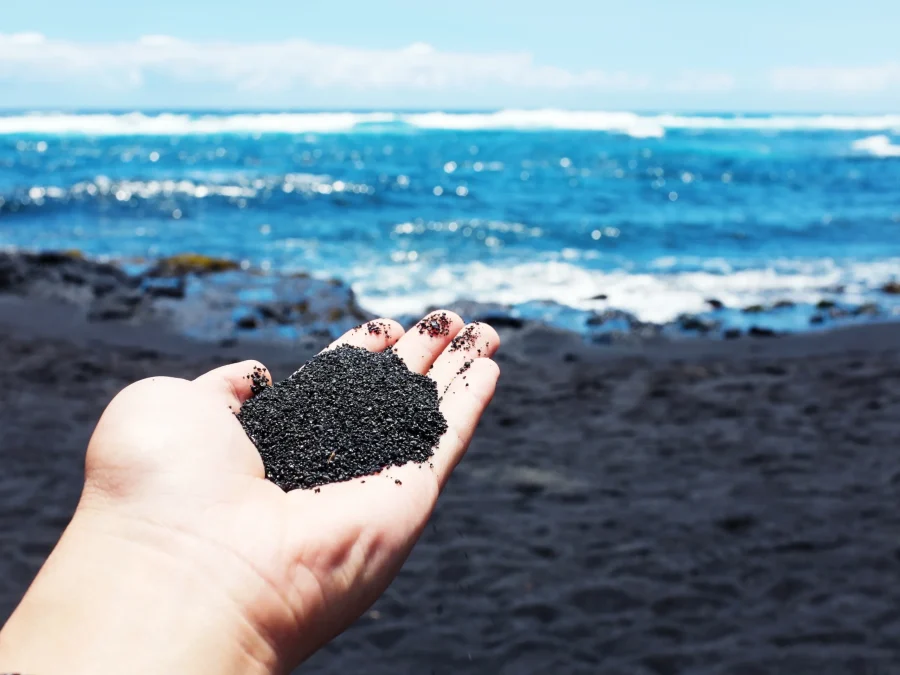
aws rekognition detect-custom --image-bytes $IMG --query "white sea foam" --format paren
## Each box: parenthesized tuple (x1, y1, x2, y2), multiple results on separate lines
(851, 134, 900, 157)
(351, 258, 900, 324)
(0, 112, 398, 136)
(403, 110, 667, 138)
(2, 110, 900, 138)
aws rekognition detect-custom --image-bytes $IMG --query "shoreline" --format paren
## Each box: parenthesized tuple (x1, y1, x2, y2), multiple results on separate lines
(2, 249, 899, 345)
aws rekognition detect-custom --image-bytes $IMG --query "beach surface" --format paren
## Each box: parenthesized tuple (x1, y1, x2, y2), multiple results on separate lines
(2, 289, 900, 674)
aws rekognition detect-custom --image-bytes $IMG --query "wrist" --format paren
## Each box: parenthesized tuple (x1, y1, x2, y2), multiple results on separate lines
(0, 505, 281, 675)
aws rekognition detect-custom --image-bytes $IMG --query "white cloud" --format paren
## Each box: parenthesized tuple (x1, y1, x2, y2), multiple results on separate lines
(771, 64, 900, 93)
(16, 33, 896, 109)
(666, 71, 736, 93)
(0, 32, 650, 93)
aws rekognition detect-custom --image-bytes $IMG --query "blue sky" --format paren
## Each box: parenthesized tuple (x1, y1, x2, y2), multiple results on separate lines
(1, 0, 899, 111)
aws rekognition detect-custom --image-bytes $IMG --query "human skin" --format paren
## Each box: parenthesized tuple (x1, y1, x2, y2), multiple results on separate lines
(0, 311, 500, 675)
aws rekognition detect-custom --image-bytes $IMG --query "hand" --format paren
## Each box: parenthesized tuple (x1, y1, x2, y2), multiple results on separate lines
(0, 311, 499, 675)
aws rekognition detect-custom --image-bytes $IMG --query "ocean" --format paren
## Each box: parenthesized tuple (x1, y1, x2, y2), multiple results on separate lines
(1, 110, 899, 335)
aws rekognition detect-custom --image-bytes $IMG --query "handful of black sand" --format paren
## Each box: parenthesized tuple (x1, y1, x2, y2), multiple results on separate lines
(237, 345, 448, 490)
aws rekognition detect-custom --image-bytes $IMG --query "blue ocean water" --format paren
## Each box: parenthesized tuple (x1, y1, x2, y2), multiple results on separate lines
(1, 110, 899, 333)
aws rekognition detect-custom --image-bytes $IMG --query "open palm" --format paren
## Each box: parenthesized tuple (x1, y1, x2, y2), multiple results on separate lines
(81, 311, 499, 672)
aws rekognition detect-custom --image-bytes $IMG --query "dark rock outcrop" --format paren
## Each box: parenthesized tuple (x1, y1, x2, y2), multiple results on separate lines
(677, 314, 720, 334)
(0, 250, 369, 341)
(145, 253, 240, 278)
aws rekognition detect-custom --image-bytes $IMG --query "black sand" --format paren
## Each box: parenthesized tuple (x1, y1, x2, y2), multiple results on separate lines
(2, 295, 900, 673)
(237, 345, 447, 491)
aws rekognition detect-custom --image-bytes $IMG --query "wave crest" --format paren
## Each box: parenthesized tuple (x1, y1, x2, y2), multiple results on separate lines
(352, 259, 900, 324)
(851, 134, 900, 158)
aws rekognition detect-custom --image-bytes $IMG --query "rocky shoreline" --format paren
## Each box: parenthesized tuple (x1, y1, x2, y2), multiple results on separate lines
(0, 250, 372, 343)
(3, 250, 899, 347)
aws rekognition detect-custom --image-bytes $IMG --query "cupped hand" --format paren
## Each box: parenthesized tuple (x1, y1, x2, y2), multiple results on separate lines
(0, 311, 499, 675)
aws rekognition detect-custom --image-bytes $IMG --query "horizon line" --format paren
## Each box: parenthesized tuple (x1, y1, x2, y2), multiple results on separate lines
(0, 107, 898, 116)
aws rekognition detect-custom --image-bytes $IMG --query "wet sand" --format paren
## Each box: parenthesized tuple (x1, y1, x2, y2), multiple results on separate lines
(2, 295, 900, 674)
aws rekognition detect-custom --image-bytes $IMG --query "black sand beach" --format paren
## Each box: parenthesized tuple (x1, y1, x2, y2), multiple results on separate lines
(2, 266, 900, 673)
